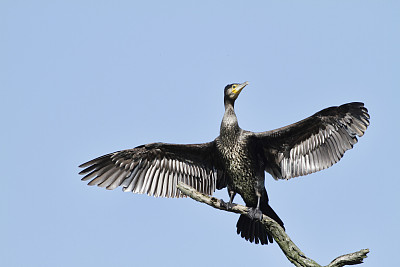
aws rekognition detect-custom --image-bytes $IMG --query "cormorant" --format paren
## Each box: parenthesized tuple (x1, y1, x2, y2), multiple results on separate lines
(79, 82, 370, 245)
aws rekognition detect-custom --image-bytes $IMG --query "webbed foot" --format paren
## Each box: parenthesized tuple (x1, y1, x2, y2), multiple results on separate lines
(220, 199, 237, 210)
(248, 207, 263, 221)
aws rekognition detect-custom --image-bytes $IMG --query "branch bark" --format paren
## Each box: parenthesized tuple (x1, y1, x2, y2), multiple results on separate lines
(177, 182, 369, 267)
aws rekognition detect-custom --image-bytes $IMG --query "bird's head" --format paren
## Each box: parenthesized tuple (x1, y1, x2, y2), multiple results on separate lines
(224, 82, 248, 103)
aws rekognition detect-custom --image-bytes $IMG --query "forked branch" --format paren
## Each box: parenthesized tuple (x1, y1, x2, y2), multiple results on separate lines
(177, 182, 369, 267)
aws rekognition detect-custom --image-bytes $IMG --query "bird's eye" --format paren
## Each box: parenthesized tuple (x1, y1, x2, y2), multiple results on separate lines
(232, 85, 237, 89)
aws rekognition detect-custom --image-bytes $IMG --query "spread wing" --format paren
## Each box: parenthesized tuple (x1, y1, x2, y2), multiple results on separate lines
(253, 102, 370, 180)
(79, 141, 223, 197)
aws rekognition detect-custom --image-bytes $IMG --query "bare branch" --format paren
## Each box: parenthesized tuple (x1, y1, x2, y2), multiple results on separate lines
(326, 249, 369, 267)
(177, 182, 369, 267)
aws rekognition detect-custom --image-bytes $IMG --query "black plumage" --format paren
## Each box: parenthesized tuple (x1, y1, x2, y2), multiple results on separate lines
(79, 82, 370, 245)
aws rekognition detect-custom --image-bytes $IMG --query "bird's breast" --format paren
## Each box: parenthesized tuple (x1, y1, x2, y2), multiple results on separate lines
(216, 136, 260, 201)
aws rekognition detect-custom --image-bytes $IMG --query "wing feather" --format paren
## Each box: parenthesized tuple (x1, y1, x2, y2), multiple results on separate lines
(254, 102, 370, 180)
(79, 141, 221, 198)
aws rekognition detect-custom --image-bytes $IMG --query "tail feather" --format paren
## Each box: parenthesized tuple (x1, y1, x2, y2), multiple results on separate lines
(236, 202, 284, 245)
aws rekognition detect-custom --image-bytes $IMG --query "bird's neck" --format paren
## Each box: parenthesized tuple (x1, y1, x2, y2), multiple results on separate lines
(221, 102, 240, 138)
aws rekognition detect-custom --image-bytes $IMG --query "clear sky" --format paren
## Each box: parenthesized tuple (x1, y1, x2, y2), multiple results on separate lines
(2, 1, 399, 266)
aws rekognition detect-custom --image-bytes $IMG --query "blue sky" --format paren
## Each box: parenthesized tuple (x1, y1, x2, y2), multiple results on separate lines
(2, 1, 399, 266)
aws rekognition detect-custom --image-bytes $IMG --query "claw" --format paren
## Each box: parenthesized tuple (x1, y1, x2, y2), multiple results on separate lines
(220, 199, 236, 210)
(220, 199, 228, 208)
(226, 202, 236, 210)
(248, 207, 263, 221)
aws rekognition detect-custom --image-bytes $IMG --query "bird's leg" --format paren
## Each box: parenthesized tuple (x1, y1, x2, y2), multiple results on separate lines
(227, 190, 237, 210)
(248, 195, 263, 221)
(220, 188, 237, 210)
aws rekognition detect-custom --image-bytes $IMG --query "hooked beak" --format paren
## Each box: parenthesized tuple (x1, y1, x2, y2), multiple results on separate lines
(232, 81, 249, 96)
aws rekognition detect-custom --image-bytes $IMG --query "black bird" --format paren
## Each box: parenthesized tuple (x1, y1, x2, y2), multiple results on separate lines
(79, 82, 370, 245)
